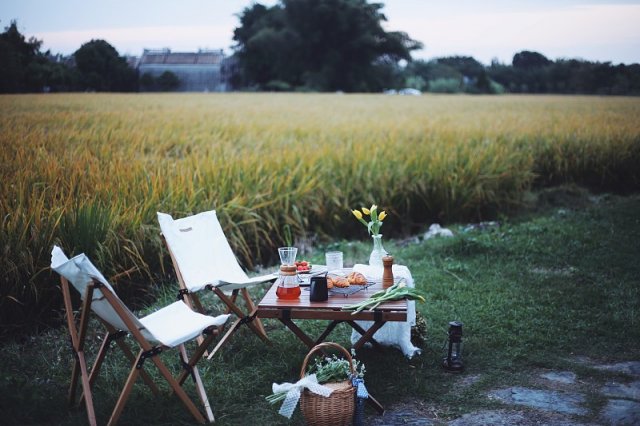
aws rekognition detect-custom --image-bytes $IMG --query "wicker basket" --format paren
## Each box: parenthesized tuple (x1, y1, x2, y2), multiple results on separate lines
(299, 342, 355, 426)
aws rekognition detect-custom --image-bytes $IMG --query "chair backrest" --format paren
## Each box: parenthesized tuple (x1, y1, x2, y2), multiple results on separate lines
(51, 246, 147, 335)
(157, 210, 250, 291)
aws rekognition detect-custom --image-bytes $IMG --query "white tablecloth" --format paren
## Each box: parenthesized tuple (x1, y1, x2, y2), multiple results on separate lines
(350, 264, 421, 358)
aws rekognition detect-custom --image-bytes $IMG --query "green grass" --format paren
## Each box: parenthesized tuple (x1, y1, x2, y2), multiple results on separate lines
(1, 188, 639, 425)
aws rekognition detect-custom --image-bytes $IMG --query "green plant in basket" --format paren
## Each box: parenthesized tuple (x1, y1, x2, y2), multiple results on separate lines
(266, 350, 365, 406)
(307, 350, 366, 384)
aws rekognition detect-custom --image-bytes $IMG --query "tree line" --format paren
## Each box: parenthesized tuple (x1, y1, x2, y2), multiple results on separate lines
(2, 0, 640, 96)
(229, 1, 639, 95)
(0, 21, 138, 93)
(401, 52, 640, 95)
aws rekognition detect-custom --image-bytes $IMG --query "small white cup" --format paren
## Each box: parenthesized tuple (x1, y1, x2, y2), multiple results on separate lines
(325, 251, 343, 272)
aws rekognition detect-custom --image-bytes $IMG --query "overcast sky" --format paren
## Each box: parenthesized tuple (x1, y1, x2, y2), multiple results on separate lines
(2, 0, 639, 65)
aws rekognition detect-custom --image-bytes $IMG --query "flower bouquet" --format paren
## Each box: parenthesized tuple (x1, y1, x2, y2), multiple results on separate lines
(351, 204, 389, 266)
(351, 204, 386, 236)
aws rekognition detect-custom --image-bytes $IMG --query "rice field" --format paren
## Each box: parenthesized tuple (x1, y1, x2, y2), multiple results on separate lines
(1, 93, 639, 333)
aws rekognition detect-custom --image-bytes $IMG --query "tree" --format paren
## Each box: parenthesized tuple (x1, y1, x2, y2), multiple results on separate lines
(488, 60, 520, 92)
(474, 70, 492, 94)
(512, 50, 551, 69)
(43, 58, 80, 92)
(157, 71, 179, 91)
(232, 4, 289, 88)
(139, 71, 181, 92)
(0, 21, 42, 92)
(0, 21, 79, 92)
(74, 39, 137, 91)
(403, 58, 500, 93)
(433, 56, 496, 93)
(140, 72, 156, 91)
(436, 56, 484, 79)
(232, 0, 422, 92)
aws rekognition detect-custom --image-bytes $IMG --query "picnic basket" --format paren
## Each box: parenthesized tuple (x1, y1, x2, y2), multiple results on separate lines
(299, 342, 356, 426)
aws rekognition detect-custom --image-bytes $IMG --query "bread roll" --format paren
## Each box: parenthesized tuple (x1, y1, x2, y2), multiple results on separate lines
(328, 275, 350, 288)
(347, 271, 367, 285)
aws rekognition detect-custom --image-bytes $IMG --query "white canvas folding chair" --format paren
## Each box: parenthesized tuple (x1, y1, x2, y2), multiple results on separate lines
(50, 246, 229, 425)
(157, 210, 276, 358)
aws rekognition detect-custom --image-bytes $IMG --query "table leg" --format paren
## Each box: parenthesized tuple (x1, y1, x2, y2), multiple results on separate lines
(279, 318, 316, 348)
(367, 394, 385, 415)
(349, 320, 385, 350)
(314, 320, 341, 345)
(347, 321, 384, 350)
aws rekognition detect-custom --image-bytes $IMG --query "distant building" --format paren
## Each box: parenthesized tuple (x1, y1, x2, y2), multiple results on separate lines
(137, 48, 231, 92)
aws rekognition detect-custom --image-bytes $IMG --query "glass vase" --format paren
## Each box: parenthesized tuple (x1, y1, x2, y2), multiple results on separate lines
(369, 234, 388, 267)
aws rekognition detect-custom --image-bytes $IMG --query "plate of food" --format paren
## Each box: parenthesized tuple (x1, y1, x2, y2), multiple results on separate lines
(327, 271, 374, 296)
(295, 261, 327, 275)
(295, 261, 328, 286)
(295, 260, 312, 273)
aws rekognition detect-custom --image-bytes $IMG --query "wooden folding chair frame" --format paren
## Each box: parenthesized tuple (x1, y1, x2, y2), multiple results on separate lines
(59, 275, 219, 425)
(162, 235, 270, 358)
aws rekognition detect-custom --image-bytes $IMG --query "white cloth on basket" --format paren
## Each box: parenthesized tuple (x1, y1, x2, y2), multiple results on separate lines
(271, 374, 333, 419)
(350, 264, 421, 358)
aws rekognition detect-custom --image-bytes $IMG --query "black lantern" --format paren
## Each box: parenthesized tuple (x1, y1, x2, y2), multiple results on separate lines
(442, 321, 464, 372)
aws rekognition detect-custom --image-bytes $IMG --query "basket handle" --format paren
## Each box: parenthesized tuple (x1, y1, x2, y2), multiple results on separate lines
(299, 342, 355, 380)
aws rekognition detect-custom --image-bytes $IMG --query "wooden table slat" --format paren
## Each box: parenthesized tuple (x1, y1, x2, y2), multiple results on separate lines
(256, 281, 407, 321)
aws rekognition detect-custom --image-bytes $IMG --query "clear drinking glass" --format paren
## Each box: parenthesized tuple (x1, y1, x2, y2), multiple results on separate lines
(325, 251, 343, 272)
(278, 247, 298, 265)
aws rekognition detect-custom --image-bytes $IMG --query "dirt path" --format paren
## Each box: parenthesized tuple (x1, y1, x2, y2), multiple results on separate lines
(366, 359, 640, 425)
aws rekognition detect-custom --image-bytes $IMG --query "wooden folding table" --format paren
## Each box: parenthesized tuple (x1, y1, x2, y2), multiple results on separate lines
(254, 278, 408, 414)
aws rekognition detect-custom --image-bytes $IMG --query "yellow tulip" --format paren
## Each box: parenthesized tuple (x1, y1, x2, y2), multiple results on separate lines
(362, 207, 370, 215)
(378, 211, 387, 221)
(352, 209, 363, 219)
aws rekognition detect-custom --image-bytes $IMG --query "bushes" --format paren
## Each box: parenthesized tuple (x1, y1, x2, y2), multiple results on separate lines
(427, 78, 463, 93)
(140, 71, 180, 92)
